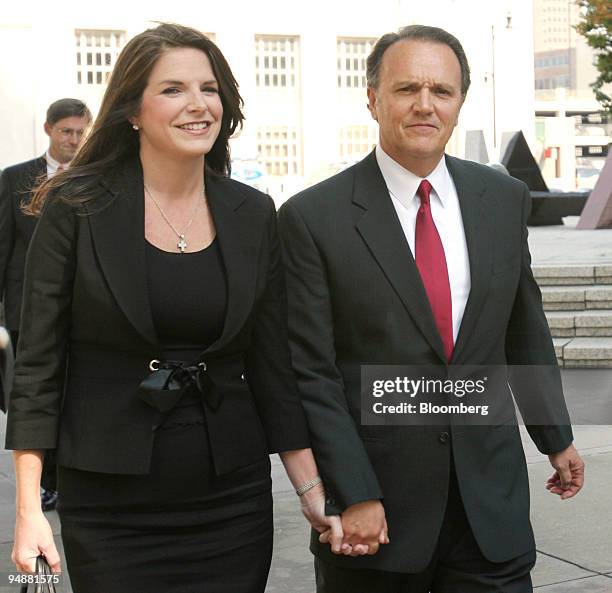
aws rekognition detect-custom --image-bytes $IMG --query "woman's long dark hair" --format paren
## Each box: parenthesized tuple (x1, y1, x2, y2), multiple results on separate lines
(27, 23, 244, 215)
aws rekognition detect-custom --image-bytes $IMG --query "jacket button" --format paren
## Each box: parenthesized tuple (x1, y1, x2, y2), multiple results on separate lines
(438, 431, 450, 444)
(152, 424, 159, 432)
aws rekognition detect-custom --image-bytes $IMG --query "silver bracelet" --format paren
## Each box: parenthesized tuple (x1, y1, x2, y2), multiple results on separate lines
(296, 476, 323, 496)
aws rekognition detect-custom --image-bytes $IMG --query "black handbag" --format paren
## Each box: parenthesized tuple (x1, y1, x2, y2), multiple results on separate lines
(18, 556, 58, 593)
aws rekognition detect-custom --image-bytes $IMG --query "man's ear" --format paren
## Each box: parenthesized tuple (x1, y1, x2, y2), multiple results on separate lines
(43, 122, 51, 137)
(367, 87, 378, 122)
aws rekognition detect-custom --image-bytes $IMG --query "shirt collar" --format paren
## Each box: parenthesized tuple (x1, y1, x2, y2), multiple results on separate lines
(375, 144, 451, 209)
(45, 151, 67, 175)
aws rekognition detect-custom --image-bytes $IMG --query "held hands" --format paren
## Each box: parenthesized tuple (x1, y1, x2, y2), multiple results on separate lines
(320, 499, 389, 556)
(12, 509, 61, 574)
(546, 443, 585, 500)
(299, 483, 344, 553)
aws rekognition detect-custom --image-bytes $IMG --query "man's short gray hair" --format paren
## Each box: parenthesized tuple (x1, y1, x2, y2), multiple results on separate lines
(366, 25, 471, 96)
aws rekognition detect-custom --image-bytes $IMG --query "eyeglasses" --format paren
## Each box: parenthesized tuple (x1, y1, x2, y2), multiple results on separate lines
(55, 127, 85, 139)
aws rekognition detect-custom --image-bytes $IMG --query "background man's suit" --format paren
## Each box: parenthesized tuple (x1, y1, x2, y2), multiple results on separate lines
(278, 151, 573, 573)
(0, 156, 46, 339)
(0, 156, 56, 486)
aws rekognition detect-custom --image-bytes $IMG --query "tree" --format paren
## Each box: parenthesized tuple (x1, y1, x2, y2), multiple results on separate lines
(575, 0, 612, 113)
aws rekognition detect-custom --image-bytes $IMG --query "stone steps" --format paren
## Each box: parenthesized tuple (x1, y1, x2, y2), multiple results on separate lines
(533, 264, 612, 286)
(533, 264, 612, 368)
(553, 337, 612, 368)
(545, 310, 612, 337)
(540, 285, 612, 311)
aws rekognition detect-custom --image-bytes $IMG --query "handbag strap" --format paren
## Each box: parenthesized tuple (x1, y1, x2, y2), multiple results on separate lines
(18, 556, 57, 593)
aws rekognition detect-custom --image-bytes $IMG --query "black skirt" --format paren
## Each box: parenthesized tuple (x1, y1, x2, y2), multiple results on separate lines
(57, 399, 273, 593)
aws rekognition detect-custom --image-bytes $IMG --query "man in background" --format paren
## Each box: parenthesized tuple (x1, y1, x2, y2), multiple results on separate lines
(0, 97, 91, 510)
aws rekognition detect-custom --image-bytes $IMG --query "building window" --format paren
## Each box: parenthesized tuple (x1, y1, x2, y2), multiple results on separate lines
(339, 125, 378, 159)
(337, 37, 376, 89)
(75, 29, 125, 86)
(536, 75, 570, 90)
(554, 75, 570, 88)
(255, 35, 299, 88)
(257, 126, 302, 176)
(587, 113, 603, 124)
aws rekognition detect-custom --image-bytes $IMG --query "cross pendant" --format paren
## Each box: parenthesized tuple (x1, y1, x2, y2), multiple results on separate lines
(178, 235, 187, 253)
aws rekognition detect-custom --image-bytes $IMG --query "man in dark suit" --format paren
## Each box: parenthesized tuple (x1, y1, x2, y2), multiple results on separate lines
(279, 25, 584, 592)
(0, 97, 91, 509)
(0, 98, 91, 348)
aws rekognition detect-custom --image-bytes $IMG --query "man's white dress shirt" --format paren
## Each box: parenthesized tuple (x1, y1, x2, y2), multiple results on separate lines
(45, 151, 65, 178)
(375, 145, 471, 343)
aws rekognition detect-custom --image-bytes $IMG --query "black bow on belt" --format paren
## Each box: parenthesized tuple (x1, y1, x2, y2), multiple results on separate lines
(137, 359, 223, 413)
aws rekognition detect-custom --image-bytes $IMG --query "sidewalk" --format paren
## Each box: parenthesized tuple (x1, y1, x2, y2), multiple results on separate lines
(527, 219, 612, 267)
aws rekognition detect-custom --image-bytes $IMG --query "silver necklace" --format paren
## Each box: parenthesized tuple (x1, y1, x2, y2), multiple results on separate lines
(144, 185, 205, 253)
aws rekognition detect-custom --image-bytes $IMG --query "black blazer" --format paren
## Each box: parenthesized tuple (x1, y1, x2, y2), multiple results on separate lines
(278, 152, 573, 571)
(0, 156, 46, 330)
(6, 157, 309, 476)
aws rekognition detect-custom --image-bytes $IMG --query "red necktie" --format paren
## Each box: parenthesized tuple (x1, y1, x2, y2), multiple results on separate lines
(415, 179, 454, 362)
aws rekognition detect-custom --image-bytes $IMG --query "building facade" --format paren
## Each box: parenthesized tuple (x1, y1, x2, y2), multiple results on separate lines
(2, 0, 536, 200)
(533, 0, 602, 96)
(532, 0, 611, 190)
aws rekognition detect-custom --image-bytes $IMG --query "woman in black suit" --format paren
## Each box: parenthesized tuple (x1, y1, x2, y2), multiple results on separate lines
(7, 23, 342, 593)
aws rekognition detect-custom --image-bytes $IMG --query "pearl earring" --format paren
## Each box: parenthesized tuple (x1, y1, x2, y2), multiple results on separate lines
(132, 124, 139, 131)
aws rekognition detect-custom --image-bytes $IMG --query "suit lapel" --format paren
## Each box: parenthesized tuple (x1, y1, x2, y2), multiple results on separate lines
(18, 157, 50, 237)
(446, 156, 493, 363)
(33, 156, 47, 179)
(17, 157, 47, 199)
(353, 153, 446, 362)
(85, 160, 280, 354)
(204, 173, 262, 354)
(87, 158, 158, 346)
